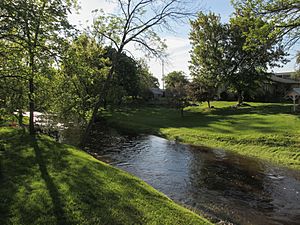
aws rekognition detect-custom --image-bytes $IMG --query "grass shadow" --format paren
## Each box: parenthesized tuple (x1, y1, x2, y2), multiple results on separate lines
(0, 129, 35, 224)
(105, 104, 289, 135)
(31, 135, 68, 225)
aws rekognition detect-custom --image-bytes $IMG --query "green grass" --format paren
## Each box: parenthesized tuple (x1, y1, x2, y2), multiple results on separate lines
(103, 101, 300, 170)
(0, 127, 211, 225)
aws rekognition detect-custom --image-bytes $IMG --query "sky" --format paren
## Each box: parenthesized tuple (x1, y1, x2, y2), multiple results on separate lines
(68, 0, 298, 87)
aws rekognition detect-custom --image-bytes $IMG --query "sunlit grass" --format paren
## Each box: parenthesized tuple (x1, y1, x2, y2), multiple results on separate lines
(0, 127, 211, 225)
(104, 101, 300, 169)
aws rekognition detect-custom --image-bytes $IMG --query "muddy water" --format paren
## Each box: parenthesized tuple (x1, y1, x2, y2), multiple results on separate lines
(90, 135, 300, 225)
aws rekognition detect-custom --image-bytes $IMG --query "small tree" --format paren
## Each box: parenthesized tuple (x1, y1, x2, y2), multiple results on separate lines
(164, 71, 189, 117)
(164, 71, 189, 89)
(188, 80, 217, 108)
(189, 12, 224, 107)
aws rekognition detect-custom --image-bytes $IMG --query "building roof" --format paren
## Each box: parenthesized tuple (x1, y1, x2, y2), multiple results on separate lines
(291, 88, 300, 95)
(270, 75, 300, 84)
(286, 88, 300, 99)
(150, 88, 164, 95)
(275, 72, 295, 76)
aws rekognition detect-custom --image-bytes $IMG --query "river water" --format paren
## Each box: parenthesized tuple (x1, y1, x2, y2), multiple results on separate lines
(86, 134, 300, 225)
(32, 112, 300, 224)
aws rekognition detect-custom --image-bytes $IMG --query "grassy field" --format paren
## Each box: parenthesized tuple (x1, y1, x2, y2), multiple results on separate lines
(0, 127, 211, 225)
(103, 101, 300, 170)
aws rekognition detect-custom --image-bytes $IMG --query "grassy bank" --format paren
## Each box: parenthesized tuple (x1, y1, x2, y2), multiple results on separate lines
(0, 127, 211, 225)
(103, 101, 300, 170)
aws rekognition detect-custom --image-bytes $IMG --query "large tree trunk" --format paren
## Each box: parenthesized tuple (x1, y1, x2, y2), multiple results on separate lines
(80, 57, 118, 147)
(80, 49, 124, 147)
(79, 98, 102, 148)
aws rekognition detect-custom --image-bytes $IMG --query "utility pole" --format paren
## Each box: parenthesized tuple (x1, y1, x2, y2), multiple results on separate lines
(162, 59, 165, 90)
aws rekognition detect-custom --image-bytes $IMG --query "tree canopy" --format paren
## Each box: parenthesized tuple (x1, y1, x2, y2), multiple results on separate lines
(189, 10, 286, 104)
(0, 0, 77, 134)
(232, 0, 299, 47)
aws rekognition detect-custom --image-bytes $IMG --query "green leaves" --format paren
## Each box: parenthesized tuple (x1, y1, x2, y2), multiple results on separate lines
(233, 0, 300, 48)
(189, 9, 286, 104)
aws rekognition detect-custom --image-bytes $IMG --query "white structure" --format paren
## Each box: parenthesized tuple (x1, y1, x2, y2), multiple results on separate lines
(285, 88, 300, 112)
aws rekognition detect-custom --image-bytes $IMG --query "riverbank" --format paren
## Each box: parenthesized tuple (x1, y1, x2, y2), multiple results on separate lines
(103, 101, 300, 170)
(0, 127, 211, 225)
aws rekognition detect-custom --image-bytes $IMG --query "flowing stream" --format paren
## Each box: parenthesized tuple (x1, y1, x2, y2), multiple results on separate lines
(31, 111, 300, 225)
(35, 113, 299, 225)
(86, 134, 300, 225)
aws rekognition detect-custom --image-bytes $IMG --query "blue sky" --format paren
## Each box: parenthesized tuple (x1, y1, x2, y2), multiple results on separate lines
(68, 0, 298, 85)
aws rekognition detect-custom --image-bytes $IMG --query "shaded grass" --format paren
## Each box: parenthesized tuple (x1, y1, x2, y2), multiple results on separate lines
(103, 101, 300, 170)
(0, 127, 211, 225)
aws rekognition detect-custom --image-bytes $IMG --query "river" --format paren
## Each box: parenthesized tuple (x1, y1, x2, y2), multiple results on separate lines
(85, 134, 300, 225)
(33, 113, 299, 225)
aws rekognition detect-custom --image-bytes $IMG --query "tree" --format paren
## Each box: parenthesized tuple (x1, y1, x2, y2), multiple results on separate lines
(164, 71, 189, 90)
(0, 0, 77, 134)
(80, 0, 197, 146)
(189, 11, 286, 105)
(55, 34, 109, 122)
(164, 71, 189, 117)
(0, 40, 28, 125)
(189, 12, 225, 107)
(105, 47, 140, 102)
(232, 0, 300, 47)
(228, 9, 286, 104)
(136, 59, 160, 100)
(188, 80, 217, 108)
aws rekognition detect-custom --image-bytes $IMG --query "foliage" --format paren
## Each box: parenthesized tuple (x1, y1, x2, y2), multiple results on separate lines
(164, 71, 189, 90)
(164, 71, 189, 117)
(188, 80, 217, 108)
(0, 41, 28, 125)
(189, 12, 225, 107)
(136, 59, 160, 100)
(79, 0, 197, 146)
(55, 34, 109, 121)
(189, 11, 286, 105)
(105, 47, 140, 101)
(0, 0, 77, 134)
(232, 0, 300, 47)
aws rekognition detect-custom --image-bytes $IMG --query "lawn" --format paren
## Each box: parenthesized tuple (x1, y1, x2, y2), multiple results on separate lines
(103, 101, 300, 170)
(0, 127, 211, 225)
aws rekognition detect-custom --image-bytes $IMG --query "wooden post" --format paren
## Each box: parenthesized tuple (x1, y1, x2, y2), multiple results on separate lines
(293, 96, 296, 112)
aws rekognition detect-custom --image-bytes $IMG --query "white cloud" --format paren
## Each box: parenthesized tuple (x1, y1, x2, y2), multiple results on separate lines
(68, 0, 117, 28)
(122, 36, 191, 87)
(148, 36, 191, 87)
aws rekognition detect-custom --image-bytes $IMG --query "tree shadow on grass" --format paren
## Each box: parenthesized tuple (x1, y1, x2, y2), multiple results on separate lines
(33, 135, 144, 224)
(63, 158, 145, 225)
(208, 103, 293, 116)
(31, 135, 68, 225)
(0, 129, 37, 225)
(107, 105, 288, 135)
